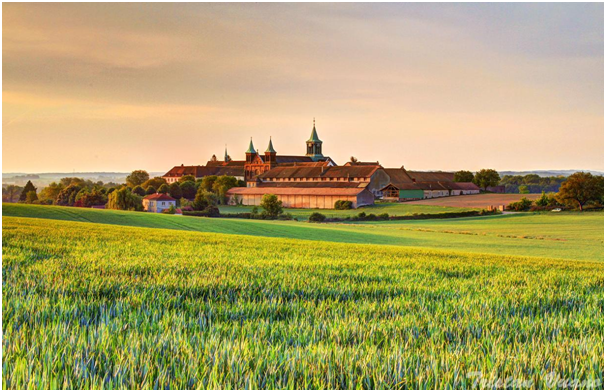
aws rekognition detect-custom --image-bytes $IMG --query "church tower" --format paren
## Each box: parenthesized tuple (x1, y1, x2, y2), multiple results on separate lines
(245, 138, 256, 163)
(306, 118, 324, 161)
(265, 137, 277, 164)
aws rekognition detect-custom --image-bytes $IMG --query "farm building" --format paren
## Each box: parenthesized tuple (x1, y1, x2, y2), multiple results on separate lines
(381, 168, 480, 200)
(227, 185, 375, 209)
(143, 193, 176, 213)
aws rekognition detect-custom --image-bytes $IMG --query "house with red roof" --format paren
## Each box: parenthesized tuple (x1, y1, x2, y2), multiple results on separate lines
(143, 193, 176, 213)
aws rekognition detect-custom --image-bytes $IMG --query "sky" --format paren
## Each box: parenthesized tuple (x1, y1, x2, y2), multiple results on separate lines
(2, 3, 604, 173)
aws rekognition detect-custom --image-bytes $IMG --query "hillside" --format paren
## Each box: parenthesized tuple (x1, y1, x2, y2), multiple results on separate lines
(2, 216, 603, 388)
(3, 204, 603, 261)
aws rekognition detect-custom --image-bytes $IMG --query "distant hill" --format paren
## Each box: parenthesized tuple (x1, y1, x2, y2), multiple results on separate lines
(498, 170, 603, 177)
(2, 172, 165, 187)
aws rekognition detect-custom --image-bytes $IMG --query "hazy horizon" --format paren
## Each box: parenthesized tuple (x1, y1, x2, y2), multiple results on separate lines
(3, 3, 604, 173)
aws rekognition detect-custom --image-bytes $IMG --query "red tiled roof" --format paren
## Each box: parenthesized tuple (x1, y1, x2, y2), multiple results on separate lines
(227, 187, 370, 196)
(344, 161, 381, 166)
(277, 161, 330, 167)
(275, 155, 314, 163)
(259, 165, 381, 180)
(143, 193, 176, 201)
(257, 181, 369, 189)
(449, 182, 480, 191)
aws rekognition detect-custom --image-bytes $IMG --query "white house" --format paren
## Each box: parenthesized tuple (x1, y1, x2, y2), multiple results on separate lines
(142, 193, 176, 213)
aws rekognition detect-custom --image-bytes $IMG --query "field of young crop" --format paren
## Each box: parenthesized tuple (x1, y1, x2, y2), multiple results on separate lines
(3, 203, 604, 261)
(2, 216, 603, 389)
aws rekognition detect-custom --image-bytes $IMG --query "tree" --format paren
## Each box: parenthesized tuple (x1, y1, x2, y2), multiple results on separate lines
(200, 175, 218, 192)
(56, 185, 82, 206)
(169, 182, 183, 200)
(141, 177, 167, 190)
(556, 172, 604, 211)
(260, 194, 282, 217)
(157, 184, 170, 194)
(192, 188, 218, 211)
(212, 176, 238, 204)
(180, 180, 197, 199)
(126, 170, 150, 187)
(19, 181, 37, 202)
(132, 185, 146, 197)
(55, 184, 82, 206)
(473, 169, 501, 191)
(39, 182, 64, 203)
(60, 177, 87, 187)
(145, 186, 157, 195)
(454, 170, 474, 183)
(350, 156, 359, 163)
(179, 175, 196, 184)
(518, 185, 529, 194)
(3, 185, 23, 203)
(74, 189, 108, 207)
(106, 187, 143, 211)
(25, 191, 38, 204)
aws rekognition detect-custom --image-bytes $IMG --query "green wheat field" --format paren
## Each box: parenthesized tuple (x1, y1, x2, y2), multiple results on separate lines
(2, 204, 604, 389)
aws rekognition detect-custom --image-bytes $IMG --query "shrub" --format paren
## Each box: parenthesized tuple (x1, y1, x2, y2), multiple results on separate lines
(507, 197, 533, 211)
(334, 200, 353, 210)
(378, 213, 389, 220)
(106, 187, 143, 211)
(309, 212, 326, 222)
(260, 194, 283, 217)
(357, 212, 367, 219)
(162, 205, 176, 214)
(192, 188, 218, 211)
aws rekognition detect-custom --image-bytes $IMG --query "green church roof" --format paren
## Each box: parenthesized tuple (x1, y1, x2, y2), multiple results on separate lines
(265, 137, 276, 153)
(307, 120, 322, 143)
(245, 138, 256, 154)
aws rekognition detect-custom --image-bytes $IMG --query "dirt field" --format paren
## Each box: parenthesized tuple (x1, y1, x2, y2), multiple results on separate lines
(405, 193, 541, 208)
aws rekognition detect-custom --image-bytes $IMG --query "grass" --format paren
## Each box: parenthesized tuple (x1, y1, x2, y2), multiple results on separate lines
(2, 217, 603, 389)
(219, 202, 477, 219)
(3, 203, 604, 261)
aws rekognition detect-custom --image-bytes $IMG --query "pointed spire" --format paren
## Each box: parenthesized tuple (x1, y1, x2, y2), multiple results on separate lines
(224, 144, 229, 161)
(307, 118, 322, 143)
(265, 136, 277, 153)
(245, 137, 256, 154)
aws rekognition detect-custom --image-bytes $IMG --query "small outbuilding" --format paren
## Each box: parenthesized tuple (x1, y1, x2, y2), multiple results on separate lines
(143, 193, 176, 213)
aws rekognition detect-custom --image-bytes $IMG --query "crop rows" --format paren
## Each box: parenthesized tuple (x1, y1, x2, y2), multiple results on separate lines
(2, 217, 604, 389)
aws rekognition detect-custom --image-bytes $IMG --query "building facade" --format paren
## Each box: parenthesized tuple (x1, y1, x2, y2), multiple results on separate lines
(143, 193, 176, 213)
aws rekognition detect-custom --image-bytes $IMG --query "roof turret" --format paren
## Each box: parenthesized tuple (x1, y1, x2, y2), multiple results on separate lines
(246, 138, 256, 154)
(265, 137, 277, 153)
(307, 118, 322, 143)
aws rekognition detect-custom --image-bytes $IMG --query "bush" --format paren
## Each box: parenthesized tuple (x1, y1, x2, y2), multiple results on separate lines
(507, 197, 533, 211)
(192, 188, 218, 211)
(334, 200, 353, 210)
(202, 205, 221, 217)
(106, 187, 143, 211)
(260, 194, 283, 217)
(308, 212, 326, 223)
(378, 213, 389, 220)
(357, 212, 366, 219)
(182, 205, 221, 217)
(162, 205, 176, 214)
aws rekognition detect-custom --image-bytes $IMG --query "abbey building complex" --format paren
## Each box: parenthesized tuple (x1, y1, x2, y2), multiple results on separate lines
(162, 121, 479, 208)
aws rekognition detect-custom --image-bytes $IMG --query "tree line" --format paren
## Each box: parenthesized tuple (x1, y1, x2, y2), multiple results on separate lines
(2, 170, 244, 212)
(453, 169, 577, 194)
